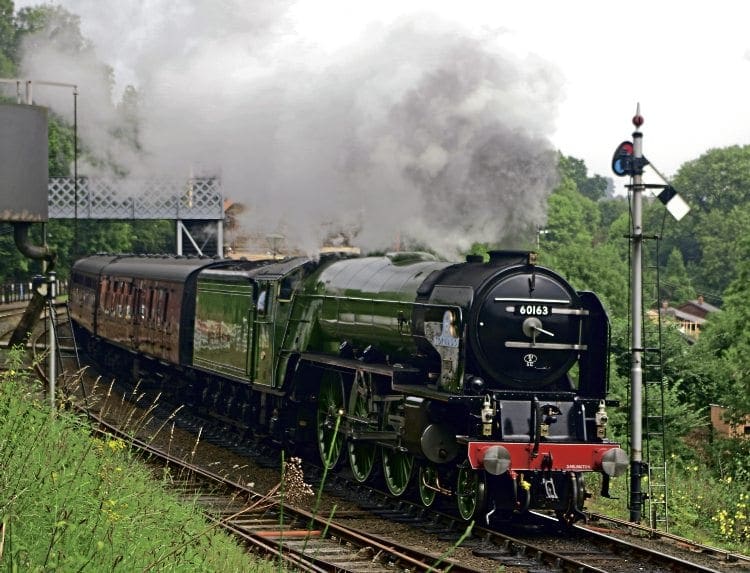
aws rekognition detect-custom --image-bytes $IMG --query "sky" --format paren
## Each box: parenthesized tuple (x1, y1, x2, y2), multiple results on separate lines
(286, 0, 750, 184)
(9, 0, 750, 256)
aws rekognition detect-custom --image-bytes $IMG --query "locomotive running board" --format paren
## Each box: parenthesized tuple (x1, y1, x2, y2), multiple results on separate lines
(298, 352, 421, 382)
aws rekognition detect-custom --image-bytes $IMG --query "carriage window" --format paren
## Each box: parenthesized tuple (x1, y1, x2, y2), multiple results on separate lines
(115, 281, 123, 317)
(147, 289, 155, 321)
(124, 283, 132, 320)
(125, 285, 133, 320)
(155, 289, 164, 325)
(162, 291, 170, 325)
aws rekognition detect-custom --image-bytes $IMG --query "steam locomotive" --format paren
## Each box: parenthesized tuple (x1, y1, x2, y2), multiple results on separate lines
(69, 249, 627, 523)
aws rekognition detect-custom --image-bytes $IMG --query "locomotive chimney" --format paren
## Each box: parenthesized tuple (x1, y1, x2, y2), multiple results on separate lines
(487, 250, 533, 266)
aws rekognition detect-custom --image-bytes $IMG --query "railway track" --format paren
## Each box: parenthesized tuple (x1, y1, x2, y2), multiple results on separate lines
(74, 377, 745, 573)
(81, 409, 486, 572)
(0, 303, 33, 345)
(6, 300, 750, 572)
(584, 512, 750, 569)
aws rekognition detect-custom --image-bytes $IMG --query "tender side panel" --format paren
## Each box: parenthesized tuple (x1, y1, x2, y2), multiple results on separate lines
(193, 276, 254, 380)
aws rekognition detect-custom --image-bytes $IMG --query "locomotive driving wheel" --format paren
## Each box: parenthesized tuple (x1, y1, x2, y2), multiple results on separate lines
(381, 400, 413, 496)
(347, 370, 377, 483)
(418, 464, 439, 507)
(316, 370, 346, 469)
(455, 465, 487, 521)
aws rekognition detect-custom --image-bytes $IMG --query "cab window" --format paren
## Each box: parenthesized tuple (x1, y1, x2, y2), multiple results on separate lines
(279, 270, 302, 301)
(257, 286, 269, 315)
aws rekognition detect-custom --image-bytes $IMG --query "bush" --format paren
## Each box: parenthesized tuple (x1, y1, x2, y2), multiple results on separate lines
(0, 348, 276, 571)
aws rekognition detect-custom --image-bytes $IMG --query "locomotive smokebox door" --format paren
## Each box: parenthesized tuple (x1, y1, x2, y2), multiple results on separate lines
(471, 266, 582, 388)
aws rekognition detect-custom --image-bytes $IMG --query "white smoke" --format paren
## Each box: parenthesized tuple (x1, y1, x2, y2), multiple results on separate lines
(17, 2, 563, 259)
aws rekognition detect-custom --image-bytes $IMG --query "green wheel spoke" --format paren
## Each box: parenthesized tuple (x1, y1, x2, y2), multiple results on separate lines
(317, 372, 345, 469)
(380, 400, 413, 496)
(347, 372, 377, 482)
(418, 465, 438, 507)
(456, 466, 487, 521)
(382, 448, 413, 496)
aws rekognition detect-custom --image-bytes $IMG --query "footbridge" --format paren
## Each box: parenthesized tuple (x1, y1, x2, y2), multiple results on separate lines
(48, 176, 225, 257)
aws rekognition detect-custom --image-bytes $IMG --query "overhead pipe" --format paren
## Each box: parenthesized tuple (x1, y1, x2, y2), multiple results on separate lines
(13, 222, 56, 266)
(8, 223, 57, 352)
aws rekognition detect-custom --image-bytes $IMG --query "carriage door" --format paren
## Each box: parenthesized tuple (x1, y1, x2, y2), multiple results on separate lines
(253, 281, 275, 386)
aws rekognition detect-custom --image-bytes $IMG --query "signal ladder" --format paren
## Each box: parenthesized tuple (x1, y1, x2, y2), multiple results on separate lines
(639, 234, 669, 531)
(44, 298, 85, 404)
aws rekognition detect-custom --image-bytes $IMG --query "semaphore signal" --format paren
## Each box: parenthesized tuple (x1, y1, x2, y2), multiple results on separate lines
(612, 105, 691, 525)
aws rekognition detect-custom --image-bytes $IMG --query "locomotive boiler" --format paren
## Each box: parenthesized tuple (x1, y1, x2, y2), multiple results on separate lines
(69, 249, 627, 523)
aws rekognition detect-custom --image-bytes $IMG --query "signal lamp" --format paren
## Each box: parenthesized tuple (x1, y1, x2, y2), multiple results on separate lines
(611, 141, 634, 177)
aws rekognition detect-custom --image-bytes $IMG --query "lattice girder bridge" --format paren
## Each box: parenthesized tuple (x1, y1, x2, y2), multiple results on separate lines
(48, 176, 225, 257)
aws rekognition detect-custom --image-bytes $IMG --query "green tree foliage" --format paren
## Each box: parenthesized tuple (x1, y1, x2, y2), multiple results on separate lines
(16, 4, 93, 56)
(0, 225, 32, 280)
(662, 247, 695, 306)
(0, 0, 15, 75)
(673, 145, 750, 212)
(608, 318, 706, 458)
(465, 242, 489, 261)
(558, 153, 610, 201)
(540, 171, 629, 316)
(0, 3, 173, 281)
(691, 205, 750, 296)
(48, 114, 75, 176)
(665, 145, 750, 295)
(686, 235, 750, 421)
(43, 220, 175, 279)
(597, 195, 628, 230)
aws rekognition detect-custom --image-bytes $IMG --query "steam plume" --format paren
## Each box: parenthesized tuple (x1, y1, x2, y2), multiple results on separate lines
(16, 2, 563, 259)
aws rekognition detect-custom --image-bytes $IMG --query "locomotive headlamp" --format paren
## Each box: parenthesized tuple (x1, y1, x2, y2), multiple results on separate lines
(595, 400, 609, 438)
(481, 394, 495, 436)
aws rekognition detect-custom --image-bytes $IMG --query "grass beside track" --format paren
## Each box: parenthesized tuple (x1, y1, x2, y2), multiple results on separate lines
(0, 348, 280, 572)
(586, 451, 750, 555)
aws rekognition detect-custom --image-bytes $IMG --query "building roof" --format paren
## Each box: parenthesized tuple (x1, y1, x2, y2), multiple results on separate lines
(683, 297, 721, 313)
(663, 307, 708, 324)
